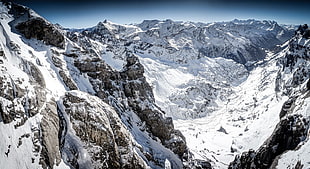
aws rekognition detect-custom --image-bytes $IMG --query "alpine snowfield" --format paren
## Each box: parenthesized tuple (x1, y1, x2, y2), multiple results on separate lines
(1, 2, 310, 169)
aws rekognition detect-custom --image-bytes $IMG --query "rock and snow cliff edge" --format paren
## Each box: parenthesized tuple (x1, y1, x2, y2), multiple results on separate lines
(0, 2, 194, 169)
(1, 1, 309, 169)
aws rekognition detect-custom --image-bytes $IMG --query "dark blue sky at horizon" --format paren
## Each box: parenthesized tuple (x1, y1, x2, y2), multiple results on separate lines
(10, 0, 309, 28)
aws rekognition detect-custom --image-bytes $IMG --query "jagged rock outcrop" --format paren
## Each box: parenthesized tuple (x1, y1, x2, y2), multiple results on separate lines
(275, 24, 310, 97)
(279, 97, 296, 118)
(229, 114, 309, 169)
(60, 91, 146, 169)
(22, 60, 46, 88)
(73, 52, 189, 160)
(283, 25, 310, 68)
(229, 26, 310, 169)
(0, 74, 25, 124)
(184, 158, 212, 169)
(0, 61, 45, 127)
(295, 24, 310, 39)
(39, 101, 61, 169)
(5, 2, 65, 48)
(121, 56, 173, 139)
(58, 70, 78, 90)
(3, 2, 308, 169)
(16, 17, 65, 48)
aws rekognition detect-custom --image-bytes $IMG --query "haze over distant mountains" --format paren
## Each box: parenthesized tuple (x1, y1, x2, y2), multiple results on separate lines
(11, 0, 310, 28)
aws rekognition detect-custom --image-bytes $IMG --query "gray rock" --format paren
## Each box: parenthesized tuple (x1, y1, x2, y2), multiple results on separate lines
(229, 114, 308, 169)
(184, 159, 212, 169)
(51, 55, 63, 68)
(0, 61, 45, 127)
(61, 91, 146, 169)
(39, 101, 61, 169)
(279, 97, 296, 119)
(73, 54, 189, 164)
(59, 70, 78, 90)
(16, 17, 65, 48)
(22, 60, 46, 88)
(0, 75, 26, 124)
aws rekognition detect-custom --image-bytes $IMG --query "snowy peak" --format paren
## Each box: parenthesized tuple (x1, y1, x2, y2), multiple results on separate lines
(81, 18, 295, 65)
(65, 18, 296, 121)
(1, 1, 309, 169)
(0, 2, 196, 169)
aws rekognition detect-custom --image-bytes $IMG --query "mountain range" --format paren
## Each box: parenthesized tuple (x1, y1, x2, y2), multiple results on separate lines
(0, 2, 309, 169)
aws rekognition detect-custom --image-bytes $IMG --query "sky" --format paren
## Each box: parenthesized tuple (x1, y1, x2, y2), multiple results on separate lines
(10, 0, 309, 28)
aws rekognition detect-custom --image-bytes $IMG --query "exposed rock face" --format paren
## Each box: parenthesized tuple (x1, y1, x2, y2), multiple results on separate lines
(121, 56, 174, 140)
(184, 158, 212, 169)
(0, 74, 25, 124)
(16, 17, 65, 48)
(296, 24, 310, 39)
(3, 2, 304, 169)
(281, 28, 310, 88)
(60, 91, 146, 169)
(73, 53, 189, 159)
(0, 61, 45, 127)
(22, 60, 46, 88)
(293, 161, 304, 169)
(39, 101, 61, 169)
(63, 92, 120, 168)
(229, 114, 309, 169)
(75, 56, 183, 164)
(229, 30, 310, 169)
(6, 3, 65, 49)
(279, 97, 296, 118)
(6, 2, 30, 19)
(58, 70, 78, 90)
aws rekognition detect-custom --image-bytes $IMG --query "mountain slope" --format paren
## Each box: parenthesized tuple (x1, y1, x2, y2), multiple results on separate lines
(1, 2, 309, 169)
(0, 2, 194, 169)
(229, 24, 310, 169)
(68, 18, 294, 120)
(70, 15, 309, 169)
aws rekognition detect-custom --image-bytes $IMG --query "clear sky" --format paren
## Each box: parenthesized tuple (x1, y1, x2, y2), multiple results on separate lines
(11, 0, 309, 29)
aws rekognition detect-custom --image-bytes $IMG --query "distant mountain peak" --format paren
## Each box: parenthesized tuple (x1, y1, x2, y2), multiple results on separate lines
(1, 2, 309, 169)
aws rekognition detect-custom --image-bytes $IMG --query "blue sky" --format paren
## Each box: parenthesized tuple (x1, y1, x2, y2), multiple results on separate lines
(13, 0, 309, 28)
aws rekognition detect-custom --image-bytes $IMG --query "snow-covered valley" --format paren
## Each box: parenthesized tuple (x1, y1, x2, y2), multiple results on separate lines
(1, 2, 310, 169)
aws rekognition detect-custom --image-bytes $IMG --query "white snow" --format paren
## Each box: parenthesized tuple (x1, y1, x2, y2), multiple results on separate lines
(274, 87, 310, 169)
(0, 4, 70, 169)
(101, 48, 125, 71)
(1, 2, 309, 168)
(172, 57, 287, 168)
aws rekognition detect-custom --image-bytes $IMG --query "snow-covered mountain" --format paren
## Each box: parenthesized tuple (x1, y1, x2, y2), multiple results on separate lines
(0, 3, 191, 169)
(68, 17, 295, 120)
(1, 1, 309, 169)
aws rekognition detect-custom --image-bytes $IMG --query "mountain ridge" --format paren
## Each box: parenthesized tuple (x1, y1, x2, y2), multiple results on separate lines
(0, 2, 309, 169)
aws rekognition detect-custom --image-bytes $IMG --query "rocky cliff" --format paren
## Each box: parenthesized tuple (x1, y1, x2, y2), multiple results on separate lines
(0, 2, 195, 169)
(229, 24, 310, 169)
(1, 1, 309, 169)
